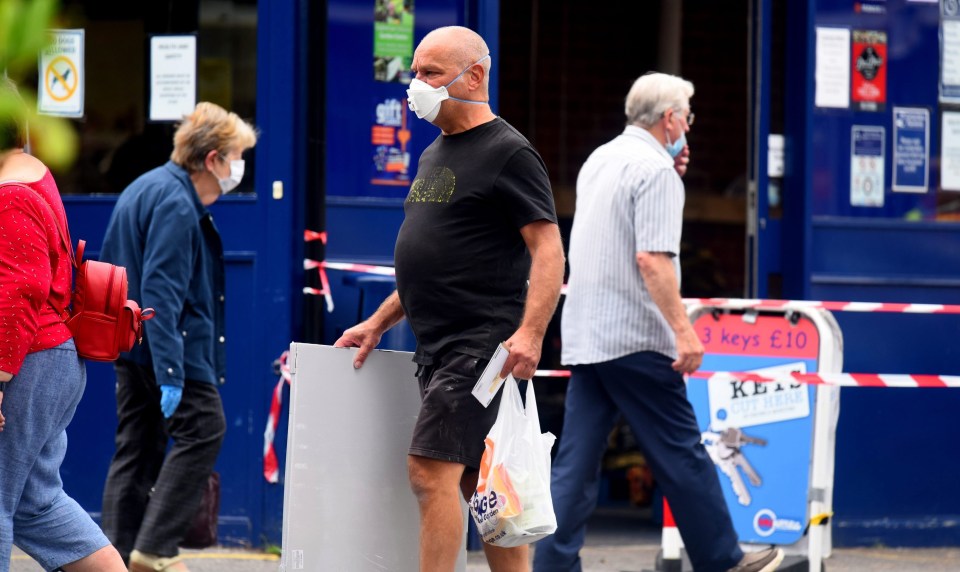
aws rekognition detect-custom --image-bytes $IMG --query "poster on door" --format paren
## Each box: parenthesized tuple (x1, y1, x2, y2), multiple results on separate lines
(943, 112, 960, 192)
(149, 35, 197, 122)
(371, 96, 411, 186)
(37, 29, 84, 117)
(851, 30, 887, 112)
(851, 125, 885, 206)
(941, 7, 960, 104)
(373, 0, 414, 83)
(893, 107, 930, 193)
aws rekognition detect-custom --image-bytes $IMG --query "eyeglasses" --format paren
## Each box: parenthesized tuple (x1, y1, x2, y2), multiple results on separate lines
(662, 109, 695, 126)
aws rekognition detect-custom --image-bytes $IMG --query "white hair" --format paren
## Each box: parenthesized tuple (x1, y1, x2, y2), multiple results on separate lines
(624, 72, 695, 128)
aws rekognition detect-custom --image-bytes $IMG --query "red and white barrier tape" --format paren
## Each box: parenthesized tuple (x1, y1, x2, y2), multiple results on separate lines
(321, 260, 397, 276)
(686, 298, 960, 315)
(692, 371, 960, 388)
(536, 369, 960, 387)
(263, 355, 960, 481)
(301, 258, 960, 316)
(263, 351, 293, 484)
(535, 369, 571, 378)
(304, 230, 327, 243)
(303, 259, 335, 312)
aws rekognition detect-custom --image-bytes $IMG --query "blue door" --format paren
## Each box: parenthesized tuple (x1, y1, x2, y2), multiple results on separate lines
(55, 0, 302, 545)
(749, 0, 960, 547)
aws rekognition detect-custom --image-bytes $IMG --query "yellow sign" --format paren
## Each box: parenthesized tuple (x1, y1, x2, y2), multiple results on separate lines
(44, 55, 79, 102)
(38, 29, 84, 117)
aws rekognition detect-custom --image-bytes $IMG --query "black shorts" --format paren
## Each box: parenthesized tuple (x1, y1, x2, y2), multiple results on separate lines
(409, 351, 502, 470)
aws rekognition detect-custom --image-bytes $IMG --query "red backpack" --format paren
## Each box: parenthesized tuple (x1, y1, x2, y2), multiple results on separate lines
(66, 240, 156, 361)
(11, 182, 156, 361)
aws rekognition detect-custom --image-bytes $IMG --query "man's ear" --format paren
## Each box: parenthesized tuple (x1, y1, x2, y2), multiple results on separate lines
(467, 63, 485, 90)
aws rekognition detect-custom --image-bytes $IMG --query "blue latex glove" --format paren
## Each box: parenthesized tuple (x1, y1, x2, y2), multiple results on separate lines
(160, 384, 183, 419)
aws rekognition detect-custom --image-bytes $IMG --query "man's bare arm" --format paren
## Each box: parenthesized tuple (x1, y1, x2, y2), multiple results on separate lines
(636, 251, 703, 374)
(501, 220, 565, 380)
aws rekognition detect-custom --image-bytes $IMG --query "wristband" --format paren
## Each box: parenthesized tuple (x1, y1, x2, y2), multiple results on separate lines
(0, 381, 7, 392)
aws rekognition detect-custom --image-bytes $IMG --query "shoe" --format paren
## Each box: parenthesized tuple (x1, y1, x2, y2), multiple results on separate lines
(128, 549, 190, 572)
(727, 547, 784, 572)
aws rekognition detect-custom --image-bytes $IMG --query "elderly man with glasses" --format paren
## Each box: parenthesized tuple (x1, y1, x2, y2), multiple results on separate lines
(533, 73, 783, 572)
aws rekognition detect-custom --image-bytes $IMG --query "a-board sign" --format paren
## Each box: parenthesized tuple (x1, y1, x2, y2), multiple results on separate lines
(685, 305, 841, 567)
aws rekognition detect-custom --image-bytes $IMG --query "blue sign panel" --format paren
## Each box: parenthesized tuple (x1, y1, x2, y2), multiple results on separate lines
(327, 0, 463, 200)
(892, 107, 929, 193)
(688, 312, 821, 545)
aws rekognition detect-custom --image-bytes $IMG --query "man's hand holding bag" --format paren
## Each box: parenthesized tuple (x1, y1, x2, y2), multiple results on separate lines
(469, 375, 557, 547)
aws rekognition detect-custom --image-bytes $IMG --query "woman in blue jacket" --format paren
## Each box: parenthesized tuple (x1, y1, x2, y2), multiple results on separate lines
(99, 102, 257, 572)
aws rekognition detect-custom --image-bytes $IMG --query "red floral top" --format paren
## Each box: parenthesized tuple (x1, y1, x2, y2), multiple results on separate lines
(0, 170, 72, 374)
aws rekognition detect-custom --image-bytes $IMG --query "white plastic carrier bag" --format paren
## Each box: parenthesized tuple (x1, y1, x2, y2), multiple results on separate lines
(469, 375, 557, 547)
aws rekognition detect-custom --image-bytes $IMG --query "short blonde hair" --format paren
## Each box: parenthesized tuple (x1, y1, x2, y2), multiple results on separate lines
(625, 72, 695, 128)
(171, 102, 258, 173)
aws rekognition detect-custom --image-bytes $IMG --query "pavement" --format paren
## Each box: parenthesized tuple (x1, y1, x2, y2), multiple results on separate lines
(10, 508, 960, 571)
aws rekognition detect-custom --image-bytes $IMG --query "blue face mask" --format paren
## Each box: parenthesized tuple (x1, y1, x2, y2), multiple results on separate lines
(665, 116, 687, 158)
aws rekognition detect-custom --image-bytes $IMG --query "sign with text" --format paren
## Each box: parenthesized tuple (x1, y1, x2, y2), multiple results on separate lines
(150, 35, 197, 122)
(688, 312, 820, 545)
(941, 18, 960, 104)
(38, 29, 84, 117)
(815, 27, 850, 108)
(371, 96, 412, 186)
(707, 362, 810, 430)
(893, 107, 930, 193)
(943, 112, 960, 192)
(851, 125, 885, 206)
(851, 30, 887, 112)
(373, 0, 415, 83)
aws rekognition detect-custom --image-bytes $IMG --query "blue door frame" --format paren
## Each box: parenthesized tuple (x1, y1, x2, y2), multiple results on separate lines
(60, 0, 305, 546)
(752, 0, 960, 547)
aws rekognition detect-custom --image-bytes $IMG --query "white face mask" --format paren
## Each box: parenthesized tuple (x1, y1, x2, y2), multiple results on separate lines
(217, 159, 245, 194)
(406, 54, 490, 124)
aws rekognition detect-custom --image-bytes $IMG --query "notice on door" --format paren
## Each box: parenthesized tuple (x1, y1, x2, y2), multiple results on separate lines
(941, 18, 960, 104)
(893, 107, 930, 193)
(851, 30, 886, 112)
(851, 125, 885, 206)
(150, 35, 197, 122)
(815, 27, 850, 109)
(38, 29, 84, 117)
(942, 112, 960, 192)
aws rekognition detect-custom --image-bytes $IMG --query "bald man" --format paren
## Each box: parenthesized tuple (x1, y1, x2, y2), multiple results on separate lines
(335, 26, 565, 572)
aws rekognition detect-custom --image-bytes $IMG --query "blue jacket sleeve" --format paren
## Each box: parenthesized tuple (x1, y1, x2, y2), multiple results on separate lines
(140, 195, 200, 388)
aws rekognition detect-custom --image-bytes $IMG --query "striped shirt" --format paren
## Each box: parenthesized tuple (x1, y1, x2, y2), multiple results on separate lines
(561, 126, 685, 365)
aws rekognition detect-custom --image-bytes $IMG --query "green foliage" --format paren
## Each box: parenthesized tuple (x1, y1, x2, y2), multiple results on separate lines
(0, 0, 77, 169)
(260, 535, 282, 556)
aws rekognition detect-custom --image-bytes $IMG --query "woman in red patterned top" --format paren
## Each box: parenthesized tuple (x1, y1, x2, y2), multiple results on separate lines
(0, 79, 126, 571)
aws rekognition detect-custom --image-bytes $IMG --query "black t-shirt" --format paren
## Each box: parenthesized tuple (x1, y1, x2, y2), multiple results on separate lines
(395, 118, 557, 364)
